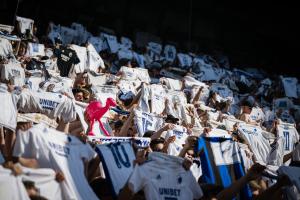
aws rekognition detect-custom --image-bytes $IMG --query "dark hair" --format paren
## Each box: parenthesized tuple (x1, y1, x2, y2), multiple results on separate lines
(150, 137, 165, 150)
(72, 88, 84, 95)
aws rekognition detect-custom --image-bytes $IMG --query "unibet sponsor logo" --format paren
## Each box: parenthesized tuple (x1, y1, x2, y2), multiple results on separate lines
(159, 188, 181, 197)
(39, 99, 60, 110)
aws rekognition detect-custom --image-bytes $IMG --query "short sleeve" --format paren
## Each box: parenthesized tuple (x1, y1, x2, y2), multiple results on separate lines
(188, 172, 203, 199)
(127, 165, 146, 194)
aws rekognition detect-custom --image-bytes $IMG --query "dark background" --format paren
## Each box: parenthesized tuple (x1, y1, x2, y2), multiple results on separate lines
(1, 0, 299, 77)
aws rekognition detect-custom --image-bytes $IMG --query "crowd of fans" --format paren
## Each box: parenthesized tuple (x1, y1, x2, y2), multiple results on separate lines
(0, 16, 300, 200)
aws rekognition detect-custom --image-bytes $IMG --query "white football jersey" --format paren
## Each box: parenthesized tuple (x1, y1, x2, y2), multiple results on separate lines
(87, 43, 105, 71)
(96, 142, 135, 196)
(249, 106, 265, 122)
(238, 124, 271, 164)
(1, 61, 26, 87)
(26, 43, 45, 57)
(267, 136, 285, 166)
(20, 165, 63, 200)
(71, 45, 87, 73)
(150, 84, 166, 114)
(0, 89, 17, 130)
(13, 124, 98, 200)
(206, 128, 232, 139)
(160, 77, 182, 91)
(273, 97, 294, 112)
(16, 16, 34, 34)
(163, 44, 177, 62)
(277, 123, 299, 156)
(91, 85, 118, 105)
(17, 90, 76, 123)
(0, 166, 30, 200)
(134, 109, 164, 137)
(165, 126, 189, 156)
(128, 152, 203, 200)
(281, 77, 298, 98)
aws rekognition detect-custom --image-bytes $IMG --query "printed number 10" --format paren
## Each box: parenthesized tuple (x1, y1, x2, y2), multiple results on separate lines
(283, 131, 290, 151)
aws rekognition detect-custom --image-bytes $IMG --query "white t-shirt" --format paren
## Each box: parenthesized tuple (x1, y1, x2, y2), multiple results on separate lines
(26, 43, 45, 57)
(26, 76, 45, 91)
(20, 166, 63, 200)
(150, 84, 166, 114)
(1, 61, 25, 87)
(177, 53, 192, 68)
(13, 124, 98, 200)
(148, 42, 162, 56)
(160, 77, 182, 91)
(0, 89, 17, 130)
(281, 77, 298, 98)
(210, 83, 233, 102)
(206, 128, 232, 138)
(71, 45, 87, 73)
(16, 16, 34, 34)
(238, 124, 271, 164)
(101, 33, 119, 53)
(163, 44, 176, 62)
(267, 136, 285, 166)
(87, 43, 105, 71)
(118, 49, 133, 60)
(120, 37, 133, 50)
(249, 106, 265, 123)
(0, 37, 14, 58)
(128, 152, 203, 200)
(0, 166, 30, 200)
(277, 123, 299, 156)
(96, 142, 135, 196)
(273, 97, 294, 112)
(92, 85, 118, 105)
(165, 126, 189, 156)
(134, 109, 164, 137)
(17, 90, 76, 123)
(133, 52, 145, 68)
(119, 66, 137, 81)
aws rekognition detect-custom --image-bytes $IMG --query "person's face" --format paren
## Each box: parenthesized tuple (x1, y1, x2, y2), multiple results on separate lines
(79, 74, 87, 85)
(242, 106, 251, 114)
(75, 92, 84, 101)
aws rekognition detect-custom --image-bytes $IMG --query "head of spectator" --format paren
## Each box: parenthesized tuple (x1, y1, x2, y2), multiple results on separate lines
(150, 137, 166, 152)
(72, 88, 84, 102)
(241, 100, 253, 114)
(165, 114, 179, 125)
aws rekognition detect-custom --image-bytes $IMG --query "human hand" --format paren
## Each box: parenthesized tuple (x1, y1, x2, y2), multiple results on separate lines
(182, 157, 193, 171)
(166, 135, 176, 144)
(16, 122, 33, 132)
(163, 123, 176, 131)
(55, 171, 65, 182)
